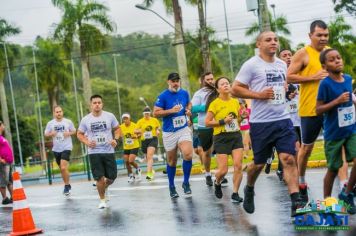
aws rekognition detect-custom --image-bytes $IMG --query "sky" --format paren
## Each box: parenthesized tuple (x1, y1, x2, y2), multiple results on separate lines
(0, 0, 355, 47)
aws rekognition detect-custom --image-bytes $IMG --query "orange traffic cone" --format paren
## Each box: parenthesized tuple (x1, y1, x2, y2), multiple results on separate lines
(9, 172, 42, 236)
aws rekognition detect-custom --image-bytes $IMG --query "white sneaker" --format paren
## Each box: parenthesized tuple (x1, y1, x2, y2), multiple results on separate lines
(136, 168, 142, 180)
(128, 175, 135, 183)
(98, 200, 107, 209)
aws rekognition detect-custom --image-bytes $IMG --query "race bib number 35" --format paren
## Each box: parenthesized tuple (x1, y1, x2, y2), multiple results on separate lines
(269, 86, 285, 105)
(338, 106, 355, 127)
(173, 116, 186, 128)
(225, 119, 239, 132)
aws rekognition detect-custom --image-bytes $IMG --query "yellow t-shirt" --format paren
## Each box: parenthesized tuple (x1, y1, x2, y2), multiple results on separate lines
(136, 117, 161, 140)
(207, 97, 240, 135)
(298, 45, 325, 117)
(120, 122, 140, 150)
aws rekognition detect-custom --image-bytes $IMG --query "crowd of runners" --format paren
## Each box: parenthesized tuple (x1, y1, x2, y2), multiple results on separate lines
(1, 20, 356, 216)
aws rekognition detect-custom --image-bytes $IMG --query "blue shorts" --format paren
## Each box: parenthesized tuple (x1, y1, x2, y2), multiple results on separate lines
(250, 119, 296, 165)
(300, 116, 323, 145)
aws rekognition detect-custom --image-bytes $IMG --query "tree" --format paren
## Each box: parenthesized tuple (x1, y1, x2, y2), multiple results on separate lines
(0, 18, 20, 149)
(332, 0, 356, 17)
(28, 37, 72, 112)
(245, 12, 291, 50)
(51, 0, 115, 106)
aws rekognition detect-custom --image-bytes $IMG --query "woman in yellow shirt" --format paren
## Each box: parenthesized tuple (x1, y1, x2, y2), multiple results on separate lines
(205, 77, 244, 202)
(119, 113, 141, 183)
(135, 106, 161, 181)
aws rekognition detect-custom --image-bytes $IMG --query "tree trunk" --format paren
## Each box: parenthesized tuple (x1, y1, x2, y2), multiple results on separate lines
(0, 77, 13, 149)
(259, 0, 271, 31)
(197, 0, 211, 73)
(47, 86, 59, 113)
(79, 42, 92, 109)
(172, 0, 191, 94)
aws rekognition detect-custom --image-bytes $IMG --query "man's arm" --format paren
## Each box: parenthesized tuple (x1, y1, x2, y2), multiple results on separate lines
(231, 81, 274, 100)
(77, 130, 91, 147)
(287, 49, 328, 83)
(153, 105, 179, 118)
(316, 92, 350, 115)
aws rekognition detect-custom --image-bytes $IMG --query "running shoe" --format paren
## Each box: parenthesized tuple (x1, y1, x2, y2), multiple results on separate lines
(276, 170, 283, 182)
(136, 168, 142, 180)
(243, 185, 255, 214)
(231, 192, 243, 203)
(169, 186, 179, 199)
(291, 198, 306, 217)
(146, 175, 153, 182)
(299, 184, 309, 205)
(205, 176, 213, 186)
(1, 197, 12, 205)
(338, 192, 356, 215)
(214, 181, 223, 199)
(128, 175, 135, 183)
(221, 177, 228, 186)
(63, 184, 71, 196)
(182, 182, 192, 195)
(98, 200, 107, 209)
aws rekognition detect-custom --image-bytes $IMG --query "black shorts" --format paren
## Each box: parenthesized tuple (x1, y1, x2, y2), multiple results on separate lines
(250, 119, 296, 165)
(53, 150, 71, 166)
(124, 148, 139, 156)
(300, 116, 323, 145)
(141, 137, 158, 154)
(89, 153, 117, 181)
(213, 131, 243, 155)
(294, 126, 301, 144)
(198, 128, 214, 151)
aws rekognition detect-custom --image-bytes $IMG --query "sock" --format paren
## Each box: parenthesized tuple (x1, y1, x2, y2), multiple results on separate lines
(278, 160, 283, 172)
(167, 165, 176, 188)
(205, 172, 211, 177)
(182, 160, 192, 184)
(290, 192, 300, 202)
(246, 185, 254, 192)
(340, 179, 348, 190)
(299, 176, 306, 185)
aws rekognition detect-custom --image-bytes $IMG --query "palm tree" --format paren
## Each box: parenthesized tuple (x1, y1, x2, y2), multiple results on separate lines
(28, 37, 72, 112)
(0, 18, 20, 148)
(245, 12, 291, 50)
(51, 0, 115, 105)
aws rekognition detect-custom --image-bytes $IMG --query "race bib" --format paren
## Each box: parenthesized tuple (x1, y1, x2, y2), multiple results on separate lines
(173, 116, 187, 128)
(125, 138, 134, 145)
(269, 86, 285, 105)
(144, 131, 153, 139)
(225, 119, 239, 132)
(55, 132, 64, 142)
(287, 100, 298, 113)
(338, 106, 355, 127)
(94, 133, 107, 145)
(240, 118, 249, 127)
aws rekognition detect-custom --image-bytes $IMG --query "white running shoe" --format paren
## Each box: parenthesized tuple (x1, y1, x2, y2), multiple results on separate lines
(98, 200, 107, 209)
(136, 168, 142, 180)
(128, 175, 135, 183)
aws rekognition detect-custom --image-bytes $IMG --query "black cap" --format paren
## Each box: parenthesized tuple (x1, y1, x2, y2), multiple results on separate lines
(167, 72, 180, 81)
(143, 106, 151, 113)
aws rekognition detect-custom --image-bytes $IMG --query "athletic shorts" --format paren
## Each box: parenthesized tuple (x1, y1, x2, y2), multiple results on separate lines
(123, 148, 139, 156)
(213, 131, 243, 155)
(0, 164, 12, 187)
(294, 126, 301, 144)
(250, 119, 296, 165)
(300, 116, 323, 145)
(53, 150, 71, 166)
(141, 137, 158, 154)
(89, 153, 117, 181)
(162, 127, 192, 152)
(193, 135, 201, 149)
(324, 133, 356, 172)
(198, 128, 214, 151)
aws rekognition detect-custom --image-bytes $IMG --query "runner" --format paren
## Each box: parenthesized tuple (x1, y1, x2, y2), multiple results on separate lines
(45, 106, 76, 196)
(136, 107, 160, 181)
(205, 77, 244, 202)
(0, 121, 13, 205)
(232, 31, 304, 216)
(287, 20, 342, 203)
(192, 115, 204, 166)
(191, 72, 215, 186)
(153, 72, 193, 198)
(120, 113, 142, 183)
(239, 99, 251, 159)
(316, 48, 356, 214)
(77, 95, 120, 209)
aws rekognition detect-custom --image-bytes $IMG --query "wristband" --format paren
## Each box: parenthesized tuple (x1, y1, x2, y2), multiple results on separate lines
(219, 119, 225, 126)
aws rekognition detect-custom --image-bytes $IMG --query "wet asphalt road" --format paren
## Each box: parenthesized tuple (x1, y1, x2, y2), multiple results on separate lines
(1, 168, 356, 236)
